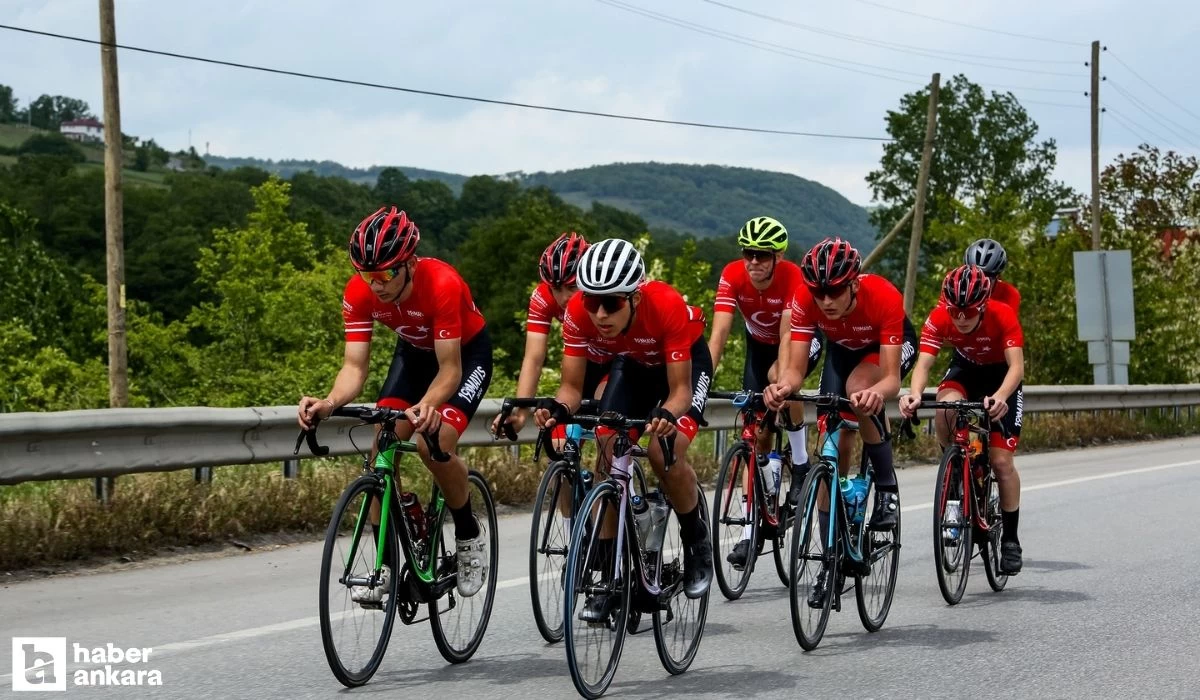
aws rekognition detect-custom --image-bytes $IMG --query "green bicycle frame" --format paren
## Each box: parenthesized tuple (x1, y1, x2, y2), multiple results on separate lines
(345, 437, 447, 585)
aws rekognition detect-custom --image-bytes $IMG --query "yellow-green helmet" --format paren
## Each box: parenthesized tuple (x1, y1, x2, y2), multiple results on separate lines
(737, 216, 788, 252)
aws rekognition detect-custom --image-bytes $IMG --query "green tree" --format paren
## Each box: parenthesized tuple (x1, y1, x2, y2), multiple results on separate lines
(18, 133, 86, 162)
(866, 74, 1069, 277)
(0, 84, 16, 123)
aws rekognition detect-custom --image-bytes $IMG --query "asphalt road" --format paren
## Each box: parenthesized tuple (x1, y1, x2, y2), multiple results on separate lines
(4, 437, 1200, 698)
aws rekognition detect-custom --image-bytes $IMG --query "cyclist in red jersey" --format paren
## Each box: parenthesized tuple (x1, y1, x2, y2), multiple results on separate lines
(965, 238, 1020, 315)
(534, 238, 714, 617)
(764, 237, 915, 606)
(297, 206, 492, 600)
(900, 264, 1026, 574)
(491, 232, 611, 438)
(708, 216, 823, 568)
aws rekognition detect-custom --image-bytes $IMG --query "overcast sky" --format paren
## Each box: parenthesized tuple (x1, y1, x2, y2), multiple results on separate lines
(3, 0, 1198, 205)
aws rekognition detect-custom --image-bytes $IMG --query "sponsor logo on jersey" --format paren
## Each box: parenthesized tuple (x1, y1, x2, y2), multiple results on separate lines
(457, 366, 488, 403)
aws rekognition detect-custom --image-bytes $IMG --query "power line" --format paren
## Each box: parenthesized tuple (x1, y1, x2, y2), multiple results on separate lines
(1106, 49, 1200, 126)
(595, 0, 925, 83)
(1107, 80, 1200, 149)
(1104, 106, 1168, 146)
(698, 0, 1084, 73)
(1018, 97, 1087, 109)
(849, 0, 1088, 47)
(0, 23, 895, 142)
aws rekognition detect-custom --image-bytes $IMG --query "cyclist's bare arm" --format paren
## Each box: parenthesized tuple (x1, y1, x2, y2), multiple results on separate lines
(515, 331, 550, 400)
(869, 343, 902, 400)
(299, 341, 370, 428)
(766, 337, 812, 409)
(776, 308, 793, 372)
(662, 359, 694, 420)
(552, 354, 588, 414)
(993, 347, 1025, 402)
(420, 337, 463, 408)
(707, 310, 735, 371)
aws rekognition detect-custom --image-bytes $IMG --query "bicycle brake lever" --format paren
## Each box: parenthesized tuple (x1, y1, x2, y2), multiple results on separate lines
(421, 431, 451, 463)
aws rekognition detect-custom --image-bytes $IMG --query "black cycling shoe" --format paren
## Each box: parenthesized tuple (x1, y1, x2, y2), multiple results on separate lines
(868, 492, 900, 530)
(1000, 541, 1023, 574)
(579, 593, 619, 623)
(807, 564, 831, 609)
(683, 535, 714, 599)
(788, 464, 810, 505)
(726, 539, 751, 570)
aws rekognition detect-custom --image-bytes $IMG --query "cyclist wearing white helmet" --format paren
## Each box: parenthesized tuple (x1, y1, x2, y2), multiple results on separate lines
(535, 238, 715, 619)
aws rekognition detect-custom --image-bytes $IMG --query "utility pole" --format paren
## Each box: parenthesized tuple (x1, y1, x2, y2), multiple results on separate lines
(903, 72, 940, 316)
(1090, 40, 1102, 250)
(99, 0, 127, 501)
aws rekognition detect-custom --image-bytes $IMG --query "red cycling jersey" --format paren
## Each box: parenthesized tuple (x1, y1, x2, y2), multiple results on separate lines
(919, 300, 1023, 365)
(563, 281, 705, 366)
(991, 279, 1021, 316)
(790, 274, 906, 350)
(714, 259, 803, 344)
(527, 280, 609, 364)
(342, 257, 486, 350)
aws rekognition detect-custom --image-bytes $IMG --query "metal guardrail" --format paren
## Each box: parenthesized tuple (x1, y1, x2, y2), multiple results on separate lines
(2, 384, 1200, 486)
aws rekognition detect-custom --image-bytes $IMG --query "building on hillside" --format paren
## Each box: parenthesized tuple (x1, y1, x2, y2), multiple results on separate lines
(60, 118, 104, 142)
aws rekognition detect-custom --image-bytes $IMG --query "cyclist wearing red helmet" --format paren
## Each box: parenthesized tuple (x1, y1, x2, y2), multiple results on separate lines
(297, 205, 492, 600)
(964, 238, 1020, 315)
(491, 232, 610, 438)
(900, 264, 1025, 574)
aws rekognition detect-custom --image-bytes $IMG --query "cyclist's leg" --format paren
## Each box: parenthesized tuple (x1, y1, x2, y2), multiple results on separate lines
(935, 358, 970, 447)
(778, 333, 824, 488)
(844, 355, 900, 529)
(647, 338, 714, 598)
(988, 381, 1024, 572)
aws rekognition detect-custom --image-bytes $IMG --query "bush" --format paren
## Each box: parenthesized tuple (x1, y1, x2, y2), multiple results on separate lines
(17, 132, 86, 162)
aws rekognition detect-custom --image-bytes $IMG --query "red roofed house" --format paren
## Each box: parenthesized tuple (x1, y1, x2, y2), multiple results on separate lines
(60, 118, 104, 142)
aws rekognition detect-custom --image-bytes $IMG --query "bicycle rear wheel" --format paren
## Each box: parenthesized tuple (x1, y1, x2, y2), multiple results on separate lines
(429, 470, 499, 664)
(981, 477, 1010, 592)
(789, 462, 835, 651)
(564, 481, 631, 699)
(772, 461, 797, 587)
(319, 475, 400, 687)
(933, 446, 972, 605)
(855, 478, 900, 632)
(653, 486, 710, 675)
(529, 461, 574, 642)
(712, 442, 756, 600)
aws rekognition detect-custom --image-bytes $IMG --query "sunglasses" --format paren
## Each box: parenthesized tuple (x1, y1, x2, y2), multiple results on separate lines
(741, 248, 776, 262)
(810, 284, 849, 301)
(582, 293, 629, 314)
(950, 304, 985, 320)
(358, 266, 405, 284)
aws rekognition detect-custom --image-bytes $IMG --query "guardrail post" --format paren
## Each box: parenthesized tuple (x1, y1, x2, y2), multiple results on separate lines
(714, 429, 727, 460)
(94, 477, 114, 504)
(193, 467, 213, 484)
(283, 458, 300, 479)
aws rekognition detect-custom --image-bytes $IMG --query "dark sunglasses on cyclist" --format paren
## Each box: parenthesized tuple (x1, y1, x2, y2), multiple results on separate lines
(582, 293, 629, 314)
(809, 284, 849, 301)
(358, 265, 405, 284)
(950, 304, 985, 320)
(741, 248, 776, 262)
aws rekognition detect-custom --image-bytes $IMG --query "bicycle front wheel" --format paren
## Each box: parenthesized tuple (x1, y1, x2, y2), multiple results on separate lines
(933, 446, 972, 605)
(529, 460, 574, 642)
(712, 442, 756, 600)
(789, 462, 835, 651)
(429, 470, 499, 664)
(564, 481, 631, 699)
(319, 475, 400, 687)
(653, 486, 710, 675)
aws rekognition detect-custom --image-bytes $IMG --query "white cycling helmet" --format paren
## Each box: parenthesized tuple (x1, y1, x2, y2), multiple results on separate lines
(576, 238, 645, 295)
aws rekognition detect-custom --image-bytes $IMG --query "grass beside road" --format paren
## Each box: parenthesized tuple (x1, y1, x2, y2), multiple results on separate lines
(2, 409, 1196, 572)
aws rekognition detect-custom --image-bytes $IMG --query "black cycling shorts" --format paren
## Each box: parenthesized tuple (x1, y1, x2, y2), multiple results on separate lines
(743, 332, 823, 393)
(818, 317, 918, 399)
(599, 337, 713, 441)
(939, 353, 1023, 450)
(377, 328, 493, 435)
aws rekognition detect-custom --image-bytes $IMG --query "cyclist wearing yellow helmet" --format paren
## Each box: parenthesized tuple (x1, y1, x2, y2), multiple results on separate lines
(708, 216, 823, 570)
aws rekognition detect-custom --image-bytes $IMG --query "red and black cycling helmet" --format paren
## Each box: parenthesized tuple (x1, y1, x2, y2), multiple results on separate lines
(942, 264, 993, 310)
(538, 232, 589, 287)
(349, 206, 420, 271)
(801, 237, 861, 289)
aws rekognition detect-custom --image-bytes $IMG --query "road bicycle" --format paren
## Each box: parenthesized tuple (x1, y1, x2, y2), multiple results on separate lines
(296, 405, 498, 686)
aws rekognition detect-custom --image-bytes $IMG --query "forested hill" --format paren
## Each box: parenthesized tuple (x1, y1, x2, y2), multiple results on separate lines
(203, 156, 873, 246)
(521, 163, 874, 247)
(201, 155, 469, 192)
